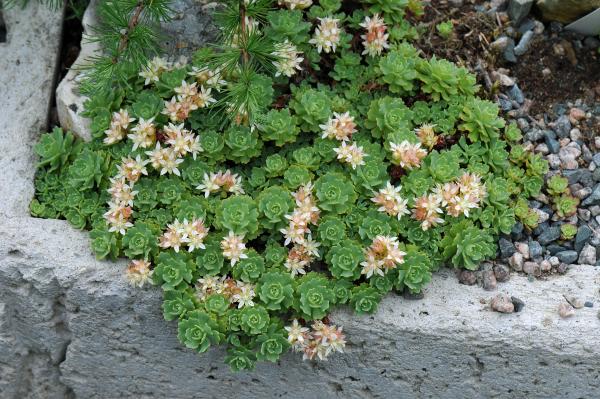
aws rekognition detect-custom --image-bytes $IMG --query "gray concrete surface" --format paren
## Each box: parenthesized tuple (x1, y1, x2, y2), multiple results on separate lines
(2, 2, 600, 399)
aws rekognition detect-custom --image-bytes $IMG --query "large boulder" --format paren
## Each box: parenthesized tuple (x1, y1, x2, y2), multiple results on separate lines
(536, 0, 600, 23)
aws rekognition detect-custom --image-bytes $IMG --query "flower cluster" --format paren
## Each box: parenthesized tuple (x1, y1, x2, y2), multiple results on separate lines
(221, 231, 249, 266)
(371, 181, 410, 220)
(188, 66, 226, 91)
(104, 109, 135, 145)
(333, 141, 367, 169)
(281, 183, 321, 276)
(272, 40, 304, 78)
(139, 56, 171, 86)
(309, 17, 341, 54)
(286, 319, 346, 361)
(196, 275, 255, 308)
(360, 14, 389, 57)
(320, 112, 368, 169)
(159, 218, 210, 253)
(196, 170, 244, 198)
(414, 173, 486, 230)
(389, 140, 428, 169)
(361, 235, 406, 278)
(126, 259, 153, 287)
(164, 80, 216, 122)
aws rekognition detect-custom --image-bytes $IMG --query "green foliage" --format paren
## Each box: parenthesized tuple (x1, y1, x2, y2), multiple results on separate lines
(31, 0, 545, 371)
(553, 194, 579, 219)
(441, 221, 497, 270)
(546, 174, 569, 196)
(436, 20, 453, 39)
(560, 223, 577, 240)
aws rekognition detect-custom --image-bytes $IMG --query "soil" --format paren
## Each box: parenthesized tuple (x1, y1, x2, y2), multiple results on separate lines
(413, 0, 600, 116)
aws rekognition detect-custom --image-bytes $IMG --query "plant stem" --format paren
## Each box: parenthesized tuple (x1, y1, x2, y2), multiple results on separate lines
(113, 0, 145, 63)
(239, 0, 249, 65)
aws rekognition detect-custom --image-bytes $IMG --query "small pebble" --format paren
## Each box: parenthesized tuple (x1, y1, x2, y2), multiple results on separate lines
(584, 301, 593, 308)
(457, 269, 477, 285)
(558, 303, 575, 318)
(514, 30, 534, 56)
(539, 259, 552, 272)
(523, 261, 541, 277)
(569, 108, 586, 124)
(557, 263, 569, 274)
(578, 244, 597, 265)
(482, 270, 497, 291)
(493, 264, 511, 282)
(511, 296, 525, 312)
(508, 252, 524, 271)
(515, 242, 530, 258)
(564, 295, 584, 309)
(549, 256, 560, 266)
(491, 293, 514, 313)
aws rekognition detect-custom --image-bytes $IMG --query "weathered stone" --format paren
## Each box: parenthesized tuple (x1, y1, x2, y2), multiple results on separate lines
(544, 131, 560, 153)
(540, 259, 552, 271)
(499, 237, 517, 258)
(509, 252, 524, 271)
(482, 270, 498, 291)
(494, 264, 511, 282)
(536, 0, 600, 23)
(574, 225, 593, 252)
(511, 296, 525, 312)
(558, 302, 575, 318)
(564, 295, 584, 309)
(457, 269, 478, 285)
(523, 261, 542, 276)
(514, 30, 535, 56)
(538, 225, 561, 245)
(508, 0, 534, 24)
(581, 184, 600, 207)
(578, 244, 597, 265)
(491, 293, 515, 313)
(529, 240, 543, 259)
(556, 250, 579, 264)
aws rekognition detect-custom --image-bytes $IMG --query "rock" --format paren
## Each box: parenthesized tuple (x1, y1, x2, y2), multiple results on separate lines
(482, 270, 498, 291)
(556, 250, 578, 264)
(594, 168, 600, 182)
(514, 30, 535, 56)
(564, 295, 584, 309)
(558, 302, 575, 318)
(578, 208, 591, 222)
(457, 270, 478, 285)
(536, 0, 600, 24)
(511, 296, 525, 312)
(584, 301, 594, 308)
(549, 256, 560, 266)
(547, 244, 566, 255)
(547, 154, 561, 169)
(552, 115, 572, 138)
(558, 144, 581, 170)
(490, 36, 511, 52)
(509, 252, 524, 271)
(563, 169, 592, 186)
(581, 184, 600, 207)
(574, 225, 593, 252)
(557, 262, 569, 274)
(573, 187, 592, 200)
(499, 237, 517, 258)
(515, 242, 530, 258)
(56, 0, 218, 141)
(403, 289, 425, 300)
(593, 152, 600, 167)
(591, 205, 600, 216)
(491, 293, 515, 313)
(493, 264, 511, 282)
(544, 132, 560, 154)
(511, 222, 524, 241)
(569, 108, 586, 124)
(523, 261, 542, 276)
(508, 0, 534, 24)
(529, 240, 543, 259)
(578, 244, 597, 265)
(507, 84, 525, 104)
(503, 38, 518, 63)
(569, 128, 582, 142)
(538, 226, 561, 245)
(540, 259, 552, 272)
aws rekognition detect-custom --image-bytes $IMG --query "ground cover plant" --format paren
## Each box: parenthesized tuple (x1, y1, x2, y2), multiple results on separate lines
(31, 0, 548, 371)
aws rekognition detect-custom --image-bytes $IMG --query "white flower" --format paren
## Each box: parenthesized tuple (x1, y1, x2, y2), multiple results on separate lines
(221, 231, 248, 266)
(333, 141, 366, 169)
(309, 17, 341, 54)
(232, 284, 256, 308)
(272, 40, 304, 77)
(285, 319, 310, 347)
(126, 260, 153, 287)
